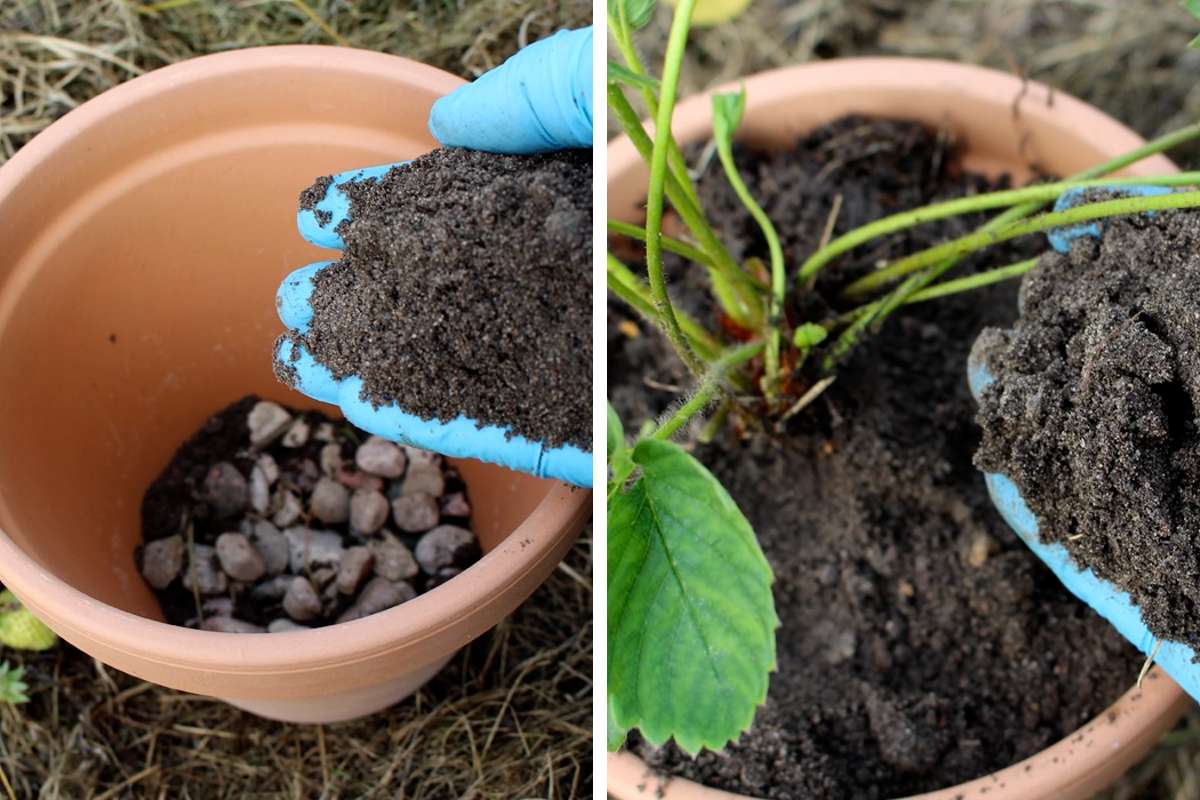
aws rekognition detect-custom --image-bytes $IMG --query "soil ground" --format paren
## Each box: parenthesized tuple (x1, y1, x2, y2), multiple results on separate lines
(290, 148, 592, 450)
(0, 2, 591, 798)
(612, 117, 1140, 798)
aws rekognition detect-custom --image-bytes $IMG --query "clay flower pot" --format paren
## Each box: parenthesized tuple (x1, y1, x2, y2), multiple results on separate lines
(607, 58, 1188, 800)
(0, 47, 590, 724)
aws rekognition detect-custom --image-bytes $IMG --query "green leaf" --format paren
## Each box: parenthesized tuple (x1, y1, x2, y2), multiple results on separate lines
(608, 695, 629, 751)
(608, 0, 656, 30)
(793, 322, 828, 349)
(607, 61, 660, 93)
(710, 89, 747, 152)
(607, 439, 778, 754)
(608, 402, 625, 461)
(1184, 0, 1200, 17)
(0, 591, 56, 651)
(0, 662, 29, 704)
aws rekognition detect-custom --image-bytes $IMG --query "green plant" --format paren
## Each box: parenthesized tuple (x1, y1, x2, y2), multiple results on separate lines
(607, 0, 1200, 756)
(1187, 0, 1200, 46)
(0, 591, 57, 652)
(0, 662, 28, 705)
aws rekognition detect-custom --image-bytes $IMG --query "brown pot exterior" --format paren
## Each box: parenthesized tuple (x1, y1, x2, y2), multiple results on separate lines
(0, 46, 590, 724)
(606, 58, 1187, 800)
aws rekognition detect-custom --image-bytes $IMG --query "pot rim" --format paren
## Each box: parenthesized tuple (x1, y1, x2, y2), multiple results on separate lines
(606, 56, 1186, 800)
(0, 45, 592, 676)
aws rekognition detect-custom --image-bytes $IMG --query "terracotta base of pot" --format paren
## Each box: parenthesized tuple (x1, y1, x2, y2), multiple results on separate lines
(0, 46, 591, 725)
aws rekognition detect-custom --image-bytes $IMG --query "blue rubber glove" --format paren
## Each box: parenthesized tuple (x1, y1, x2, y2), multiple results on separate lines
(276, 27, 593, 488)
(969, 183, 1200, 702)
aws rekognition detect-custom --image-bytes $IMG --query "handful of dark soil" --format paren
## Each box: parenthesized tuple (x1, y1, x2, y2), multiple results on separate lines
(281, 147, 592, 451)
(139, 396, 480, 633)
(975, 206, 1200, 652)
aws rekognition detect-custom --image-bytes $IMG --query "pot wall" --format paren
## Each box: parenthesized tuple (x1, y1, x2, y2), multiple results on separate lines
(606, 58, 1187, 800)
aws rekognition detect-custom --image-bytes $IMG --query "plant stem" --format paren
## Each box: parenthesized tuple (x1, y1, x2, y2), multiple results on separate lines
(842, 190, 1200, 300)
(651, 341, 764, 441)
(609, 85, 766, 325)
(608, 16, 701, 211)
(607, 220, 714, 267)
(906, 258, 1037, 304)
(798, 173, 1200, 284)
(608, 253, 722, 361)
(714, 128, 786, 401)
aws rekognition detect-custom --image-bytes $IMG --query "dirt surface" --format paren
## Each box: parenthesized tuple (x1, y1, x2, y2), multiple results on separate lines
(975, 207, 1200, 652)
(284, 147, 592, 450)
(612, 117, 1141, 798)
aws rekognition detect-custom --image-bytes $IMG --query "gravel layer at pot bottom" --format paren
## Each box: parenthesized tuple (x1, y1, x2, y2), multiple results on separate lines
(975, 206, 1200, 652)
(139, 396, 479, 632)
(282, 147, 592, 451)
(610, 116, 1141, 799)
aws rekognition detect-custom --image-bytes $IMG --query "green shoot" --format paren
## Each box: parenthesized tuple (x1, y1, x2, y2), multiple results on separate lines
(0, 663, 28, 705)
(711, 88, 787, 403)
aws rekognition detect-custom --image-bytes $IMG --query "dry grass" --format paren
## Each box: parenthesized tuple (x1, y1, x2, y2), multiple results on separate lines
(0, 3, 592, 797)
(0, 533, 592, 799)
(0, 0, 591, 161)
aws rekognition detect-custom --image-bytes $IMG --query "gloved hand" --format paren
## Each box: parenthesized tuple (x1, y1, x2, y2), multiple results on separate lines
(969, 183, 1200, 702)
(275, 27, 593, 488)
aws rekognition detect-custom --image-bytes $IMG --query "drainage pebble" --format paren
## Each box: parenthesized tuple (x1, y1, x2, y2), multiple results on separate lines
(137, 396, 481, 633)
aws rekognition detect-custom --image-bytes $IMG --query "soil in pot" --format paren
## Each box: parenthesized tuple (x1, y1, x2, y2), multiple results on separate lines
(975, 204, 1200, 652)
(609, 116, 1141, 799)
(281, 147, 593, 450)
(139, 396, 480, 632)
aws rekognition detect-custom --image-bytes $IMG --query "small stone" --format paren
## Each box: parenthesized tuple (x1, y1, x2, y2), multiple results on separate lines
(203, 598, 235, 617)
(355, 436, 407, 478)
(337, 546, 374, 595)
(268, 619, 310, 633)
(256, 453, 280, 485)
(215, 532, 266, 582)
(183, 545, 228, 595)
(282, 417, 311, 448)
(392, 493, 440, 533)
(284, 527, 345, 573)
(313, 422, 336, 443)
(404, 446, 441, 467)
(402, 465, 445, 498)
(337, 578, 414, 623)
(202, 617, 265, 634)
(251, 520, 289, 575)
(319, 443, 344, 476)
(292, 459, 321, 492)
(415, 525, 477, 574)
(350, 490, 389, 534)
(283, 577, 322, 622)
(370, 532, 420, 581)
(336, 466, 385, 492)
(427, 567, 462, 590)
(441, 492, 471, 518)
(272, 490, 302, 527)
(203, 462, 248, 517)
(310, 478, 350, 524)
(248, 401, 291, 446)
(966, 532, 999, 568)
(141, 535, 184, 590)
(249, 465, 271, 514)
(310, 567, 337, 589)
(251, 574, 295, 602)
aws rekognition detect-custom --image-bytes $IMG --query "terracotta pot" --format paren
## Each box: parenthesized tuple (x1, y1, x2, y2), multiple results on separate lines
(607, 58, 1188, 800)
(0, 47, 590, 724)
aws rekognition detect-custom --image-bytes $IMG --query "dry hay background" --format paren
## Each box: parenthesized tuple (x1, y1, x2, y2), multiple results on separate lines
(0, 1, 592, 798)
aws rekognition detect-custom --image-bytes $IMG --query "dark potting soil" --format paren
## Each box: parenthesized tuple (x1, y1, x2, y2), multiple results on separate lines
(611, 117, 1141, 798)
(139, 396, 479, 631)
(975, 206, 1200, 653)
(284, 147, 592, 451)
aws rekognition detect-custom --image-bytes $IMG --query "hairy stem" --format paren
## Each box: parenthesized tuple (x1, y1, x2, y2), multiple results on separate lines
(607, 220, 713, 267)
(608, 253, 722, 361)
(651, 341, 764, 441)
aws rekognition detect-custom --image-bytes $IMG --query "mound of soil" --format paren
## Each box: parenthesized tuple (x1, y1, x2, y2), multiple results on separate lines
(283, 147, 592, 451)
(611, 117, 1140, 798)
(975, 206, 1200, 652)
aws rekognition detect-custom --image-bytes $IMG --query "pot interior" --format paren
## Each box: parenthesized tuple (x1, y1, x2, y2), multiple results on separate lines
(0, 53, 551, 621)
